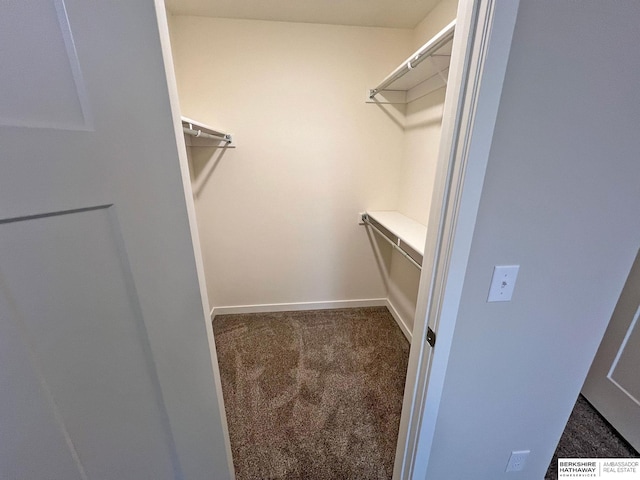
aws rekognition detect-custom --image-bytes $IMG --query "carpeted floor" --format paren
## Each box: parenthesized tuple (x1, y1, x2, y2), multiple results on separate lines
(213, 307, 410, 480)
(545, 394, 639, 479)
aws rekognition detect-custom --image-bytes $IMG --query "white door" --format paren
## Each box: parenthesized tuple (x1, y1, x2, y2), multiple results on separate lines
(0, 1, 231, 479)
(582, 249, 640, 452)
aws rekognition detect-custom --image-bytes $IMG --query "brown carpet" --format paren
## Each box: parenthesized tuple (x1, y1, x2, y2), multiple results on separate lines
(212, 307, 410, 480)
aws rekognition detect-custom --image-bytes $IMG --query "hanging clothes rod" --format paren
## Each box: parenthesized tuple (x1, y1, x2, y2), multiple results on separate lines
(182, 125, 232, 143)
(369, 19, 456, 99)
(362, 213, 422, 270)
(181, 117, 233, 144)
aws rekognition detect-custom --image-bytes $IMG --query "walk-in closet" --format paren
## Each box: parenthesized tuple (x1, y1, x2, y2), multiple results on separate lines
(166, 0, 460, 477)
(168, 0, 459, 339)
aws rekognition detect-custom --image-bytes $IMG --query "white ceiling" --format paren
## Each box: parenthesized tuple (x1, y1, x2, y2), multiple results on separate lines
(164, 0, 441, 29)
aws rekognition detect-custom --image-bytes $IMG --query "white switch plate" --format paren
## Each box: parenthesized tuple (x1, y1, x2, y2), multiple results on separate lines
(505, 450, 529, 472)
(488, 265, 520, 302)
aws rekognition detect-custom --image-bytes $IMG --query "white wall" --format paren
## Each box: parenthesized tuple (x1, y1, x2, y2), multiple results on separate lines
(169, 17, 412, 309)
(412, 0, 458, 50)
(424, 1, 640, 478)
(387, 0, 457, 333)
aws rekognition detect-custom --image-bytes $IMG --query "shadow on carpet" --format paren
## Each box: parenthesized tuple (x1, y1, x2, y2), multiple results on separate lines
(213, 307, 410, 480)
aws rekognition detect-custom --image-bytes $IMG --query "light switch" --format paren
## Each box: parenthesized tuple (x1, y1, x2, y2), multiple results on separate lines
(487, 265, 519, 302)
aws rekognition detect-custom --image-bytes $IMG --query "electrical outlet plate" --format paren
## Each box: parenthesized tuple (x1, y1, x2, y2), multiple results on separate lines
(506, 450, 530, 472)
(488, 265, 520, 302)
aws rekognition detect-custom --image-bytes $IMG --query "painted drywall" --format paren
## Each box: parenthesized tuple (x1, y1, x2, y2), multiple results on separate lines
(412, 0, 458, 50)
(386, 0, 456, 333)
(396, 89, 447, 226)
(169, 16, 412, 308)
(423, 1, 640, 478)
(165, 0, 442, 29)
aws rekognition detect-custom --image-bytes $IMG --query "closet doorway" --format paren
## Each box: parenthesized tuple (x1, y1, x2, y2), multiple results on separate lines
(162, 0, 520, 477)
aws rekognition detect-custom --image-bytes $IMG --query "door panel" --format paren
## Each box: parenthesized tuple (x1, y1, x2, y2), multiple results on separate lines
(0, 207, 174, 479)
(0, 0, 91, 130)
(583, 249, 640, 451)
(0, 1, 232, 478)
(0, 284, 86, 480)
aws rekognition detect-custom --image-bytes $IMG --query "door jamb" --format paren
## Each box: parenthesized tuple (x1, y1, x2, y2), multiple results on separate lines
(154, 2, 237, 478)
(394, 0, 521, 478)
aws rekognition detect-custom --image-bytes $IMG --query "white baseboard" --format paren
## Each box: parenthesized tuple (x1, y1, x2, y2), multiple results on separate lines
(385, 299, 413, 341)
(211, 298, 388, 318)
(210, 298, 413, 341)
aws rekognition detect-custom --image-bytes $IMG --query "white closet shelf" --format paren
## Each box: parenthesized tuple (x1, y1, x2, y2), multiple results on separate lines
(181, 116, 234, 147)
(367, 19, 455, 104)
(362, 211, 427, 269)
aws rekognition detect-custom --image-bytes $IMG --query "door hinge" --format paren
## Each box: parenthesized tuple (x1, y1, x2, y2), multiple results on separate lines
(426, 327, 436, 348)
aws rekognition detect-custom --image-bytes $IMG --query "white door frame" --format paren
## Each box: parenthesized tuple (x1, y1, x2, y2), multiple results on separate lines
(155, 2, 236, 477)
(394, 0, 521, 478)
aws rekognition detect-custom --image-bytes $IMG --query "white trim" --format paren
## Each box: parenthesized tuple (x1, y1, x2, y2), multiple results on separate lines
(394, 0, 522, 479)
(386, 299, 413, 342)
(606, 304, 640, 408)
(211, 298, 388, 318)
(154, 2, 235, 478)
